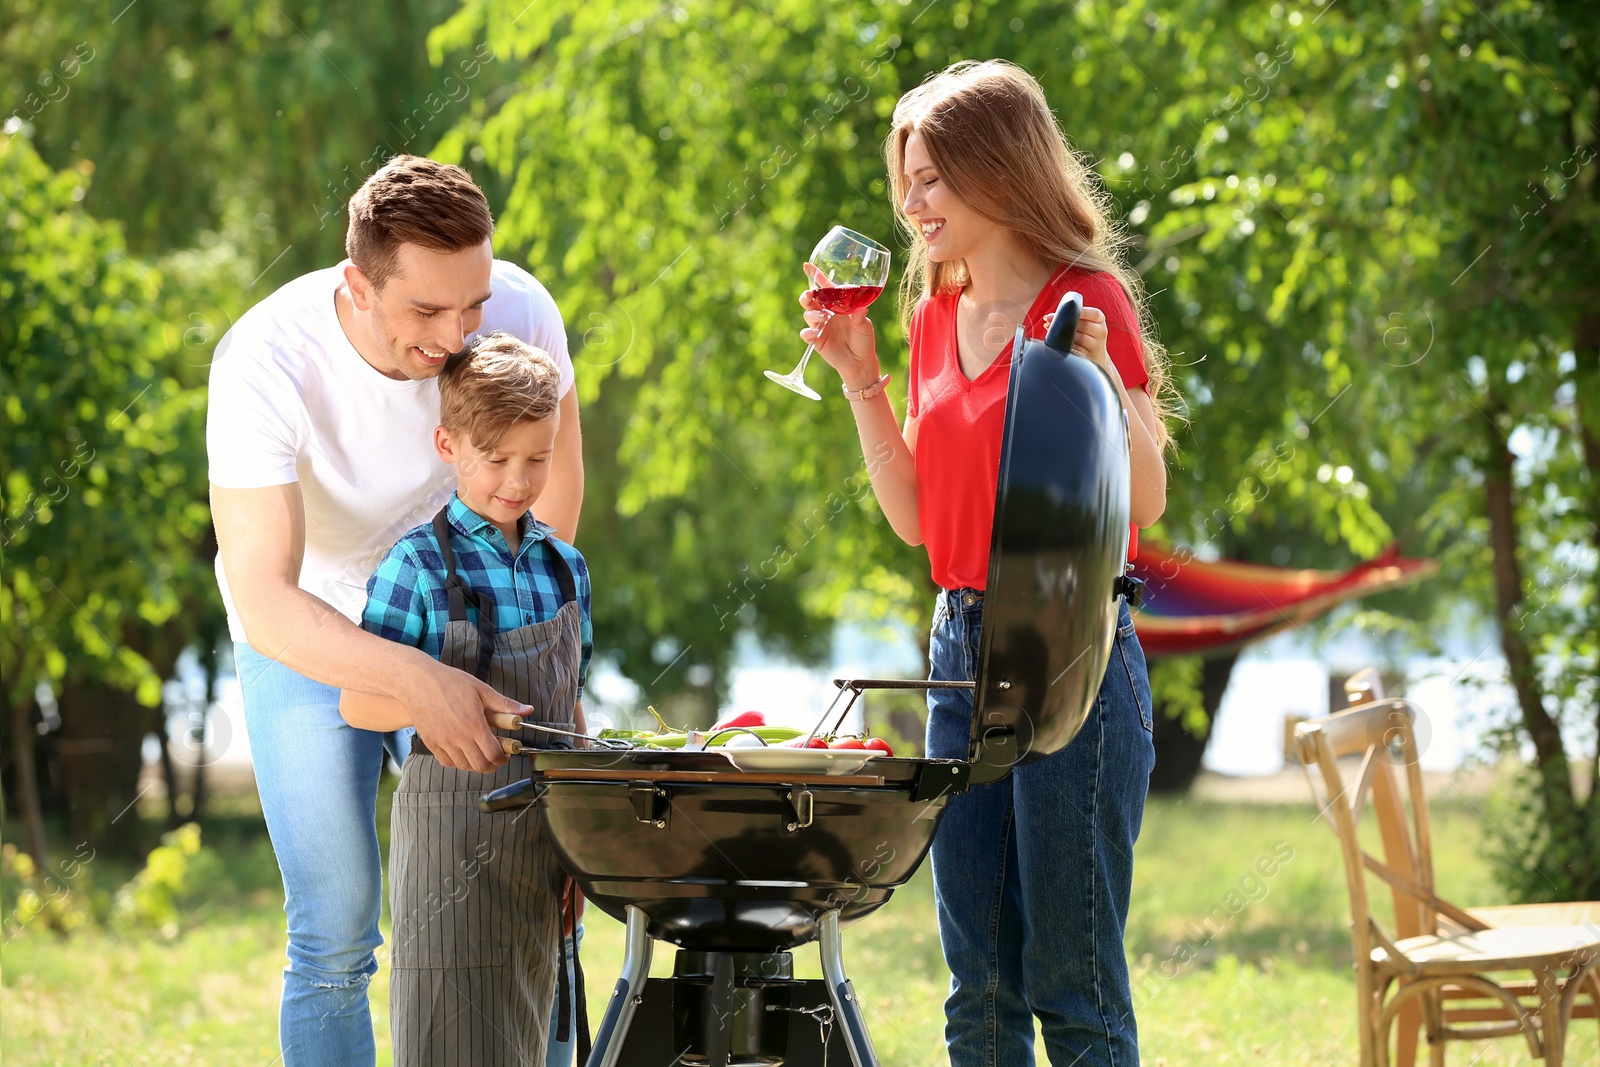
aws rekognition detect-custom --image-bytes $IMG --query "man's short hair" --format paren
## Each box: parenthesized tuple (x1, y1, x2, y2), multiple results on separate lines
(439, 332, 561, 450)
(345, 155, 494, 289)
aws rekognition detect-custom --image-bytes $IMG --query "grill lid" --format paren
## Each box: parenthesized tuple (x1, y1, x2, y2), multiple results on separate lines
(968, 294, 1132, 774)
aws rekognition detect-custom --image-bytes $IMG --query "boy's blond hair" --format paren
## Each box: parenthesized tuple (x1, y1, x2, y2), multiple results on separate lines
(438, 331, 561, 450)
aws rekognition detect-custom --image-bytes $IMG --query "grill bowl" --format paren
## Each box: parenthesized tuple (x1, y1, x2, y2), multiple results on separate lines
(529, 750, 946, 950)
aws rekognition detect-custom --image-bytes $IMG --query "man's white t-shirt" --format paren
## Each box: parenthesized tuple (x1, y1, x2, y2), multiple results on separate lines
(206, 258, 573, 644)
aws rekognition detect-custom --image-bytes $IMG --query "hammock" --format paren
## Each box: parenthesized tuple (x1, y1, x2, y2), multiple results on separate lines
(1130, 543, 1438, 658)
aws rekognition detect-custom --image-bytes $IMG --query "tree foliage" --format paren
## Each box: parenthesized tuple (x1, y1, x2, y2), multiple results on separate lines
(0, 137, 212, 708)
(4, 0, 1596, 894)
(1146, 0, 1600, 896)
(442, 0, 1597, 892)
(1, 134, 217, 846)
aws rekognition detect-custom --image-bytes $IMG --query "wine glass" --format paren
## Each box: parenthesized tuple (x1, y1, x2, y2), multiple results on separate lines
(766, 226, 891, 400)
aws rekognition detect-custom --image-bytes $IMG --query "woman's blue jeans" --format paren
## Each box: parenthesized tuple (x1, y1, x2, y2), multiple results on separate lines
(926, 590, 1156, 1067)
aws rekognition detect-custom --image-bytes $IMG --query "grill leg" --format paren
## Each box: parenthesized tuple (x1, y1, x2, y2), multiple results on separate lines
(586, 905, 653, 1067)
(818, 909, 880, 1067)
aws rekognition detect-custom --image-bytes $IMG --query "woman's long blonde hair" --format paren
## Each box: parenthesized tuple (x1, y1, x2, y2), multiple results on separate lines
(887, 59, 1179, 451)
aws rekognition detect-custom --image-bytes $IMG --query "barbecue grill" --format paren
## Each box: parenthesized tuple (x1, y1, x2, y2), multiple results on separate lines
(482, 295, 1142, 1067)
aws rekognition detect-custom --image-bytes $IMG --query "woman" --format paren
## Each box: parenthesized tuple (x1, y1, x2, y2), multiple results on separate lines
(800, 60, 1177, 1065)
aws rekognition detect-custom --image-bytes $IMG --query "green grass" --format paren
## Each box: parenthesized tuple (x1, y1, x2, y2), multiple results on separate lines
(4, 793, 1596, 1065)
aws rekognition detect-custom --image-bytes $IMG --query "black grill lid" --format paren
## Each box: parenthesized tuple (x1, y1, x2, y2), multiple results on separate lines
(968, 295, 1132, 772)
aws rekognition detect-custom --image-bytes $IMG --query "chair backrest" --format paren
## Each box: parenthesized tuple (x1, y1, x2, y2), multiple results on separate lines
(1293, 697, 1486, 974)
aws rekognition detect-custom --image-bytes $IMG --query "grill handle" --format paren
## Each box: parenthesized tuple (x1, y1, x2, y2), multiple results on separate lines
(829, 679, 976, 691)
(479, 776, 547, 813)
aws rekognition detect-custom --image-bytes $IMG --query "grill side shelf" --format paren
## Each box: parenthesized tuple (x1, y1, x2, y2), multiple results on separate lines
(541, 768, 889, 787)
(830, 678, 976, 691)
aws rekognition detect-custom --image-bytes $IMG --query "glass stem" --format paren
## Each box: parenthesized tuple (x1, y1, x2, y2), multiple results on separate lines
(791, 345, 815, 381)
(793, 309, 834, 378)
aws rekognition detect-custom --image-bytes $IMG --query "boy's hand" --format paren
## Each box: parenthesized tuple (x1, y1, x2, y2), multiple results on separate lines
(404, 658, 523, 773)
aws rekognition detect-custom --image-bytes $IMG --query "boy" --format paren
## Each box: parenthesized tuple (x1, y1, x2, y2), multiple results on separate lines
(340, 331, 591, 1066)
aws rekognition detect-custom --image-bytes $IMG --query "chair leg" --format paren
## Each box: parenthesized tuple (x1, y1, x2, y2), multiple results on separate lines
(1374, 983, 1398, 1067)
(1422, 983, 1445, 1067)
(1536, 966, 1564, 1067)
(1394, 983, 1420, 1067)
(1362, 975, 1389, 1067)
(1561, 962, 1600, 1049)
(1592, 971, 1600, 1044)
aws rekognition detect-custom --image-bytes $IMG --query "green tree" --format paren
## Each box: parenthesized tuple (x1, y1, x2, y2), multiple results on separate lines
(3, 0, 516, 278)
(1, 0, 525, 843)
(444, 0, 1417, 722)
(1148, 0, 1599, 895)
(1, 134, 216, 855)
(14, 0, 1594, 901)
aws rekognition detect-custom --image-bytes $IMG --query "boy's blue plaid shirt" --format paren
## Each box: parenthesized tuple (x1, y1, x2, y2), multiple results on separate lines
(361, 493, 592, 694)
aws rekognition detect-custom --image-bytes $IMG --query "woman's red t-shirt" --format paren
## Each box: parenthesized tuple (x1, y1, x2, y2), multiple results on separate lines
(906, 267, 1150, 592)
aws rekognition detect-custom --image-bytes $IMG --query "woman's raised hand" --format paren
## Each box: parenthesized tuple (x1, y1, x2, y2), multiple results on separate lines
(799, 262, 881, 390)
(1041, 305, 1115, 380)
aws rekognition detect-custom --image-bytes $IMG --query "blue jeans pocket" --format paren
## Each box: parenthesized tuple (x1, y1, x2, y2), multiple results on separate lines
(926, 592, 975, 761)
(1116, 617, 1154, 734)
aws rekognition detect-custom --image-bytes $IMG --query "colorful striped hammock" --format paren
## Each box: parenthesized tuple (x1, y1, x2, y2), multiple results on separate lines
(1130, 543, 1438, 658)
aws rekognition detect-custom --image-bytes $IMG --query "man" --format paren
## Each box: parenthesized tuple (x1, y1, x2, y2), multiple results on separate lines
(206, 155, 582, 1067)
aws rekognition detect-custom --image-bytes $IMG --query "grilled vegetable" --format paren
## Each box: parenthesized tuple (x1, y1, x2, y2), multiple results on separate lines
(712, 710, 767, 731)
(707, 726, 803, 747)
(597, 728, 658, 741)
(598, 725, 805, 750)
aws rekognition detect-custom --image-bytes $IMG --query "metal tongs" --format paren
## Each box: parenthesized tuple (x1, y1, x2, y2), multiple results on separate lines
(499, 720, 635, 754)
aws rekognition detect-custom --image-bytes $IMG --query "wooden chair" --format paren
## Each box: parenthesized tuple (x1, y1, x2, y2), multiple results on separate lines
(1334, 672, 1600, 1064)
(1293, 691, 1600, 1066)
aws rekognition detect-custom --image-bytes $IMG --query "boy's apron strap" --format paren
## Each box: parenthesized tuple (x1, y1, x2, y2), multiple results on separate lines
(575, 934, 590, 1061)
(553, 912, 590, 1053)
(431, 507, 471, 624)
(555, 922, 572, 1042)
(431, 506, 497, 680)
(539, 532, 578, 606)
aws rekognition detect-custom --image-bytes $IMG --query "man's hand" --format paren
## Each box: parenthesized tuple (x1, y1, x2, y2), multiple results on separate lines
(404, 658, 529, 773)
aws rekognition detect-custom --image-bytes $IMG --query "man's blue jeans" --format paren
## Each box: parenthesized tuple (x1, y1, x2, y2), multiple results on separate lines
(235, 643, 413, 1067)
(926, 591, 1156, 1067)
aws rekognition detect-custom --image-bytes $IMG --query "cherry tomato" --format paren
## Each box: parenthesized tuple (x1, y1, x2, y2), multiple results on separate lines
(828, 738, 867, 750)
(861, 738, 894, 756)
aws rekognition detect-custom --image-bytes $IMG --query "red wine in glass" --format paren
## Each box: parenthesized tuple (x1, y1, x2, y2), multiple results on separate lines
(766, 226, 892, 401)
(809, 284, 884, 316)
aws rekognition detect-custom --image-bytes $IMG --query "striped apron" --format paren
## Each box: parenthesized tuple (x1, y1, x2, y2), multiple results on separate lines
(389, 506, 579, 1066)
